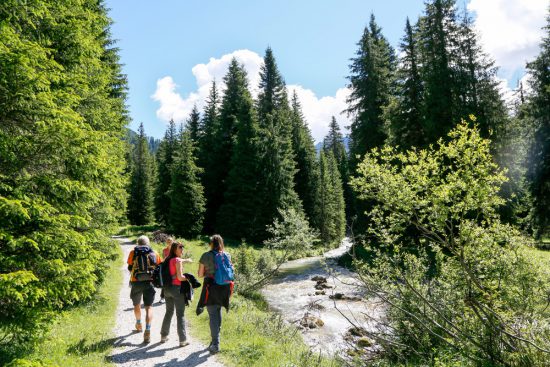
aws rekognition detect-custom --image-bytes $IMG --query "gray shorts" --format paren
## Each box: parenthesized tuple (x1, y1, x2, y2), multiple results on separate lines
(130, 281, 156, 307)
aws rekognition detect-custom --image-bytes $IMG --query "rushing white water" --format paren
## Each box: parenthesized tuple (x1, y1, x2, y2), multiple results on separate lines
(261, 238, 384, 356)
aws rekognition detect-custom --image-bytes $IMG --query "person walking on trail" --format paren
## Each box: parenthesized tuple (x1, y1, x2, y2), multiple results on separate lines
(197, 234, 234, 354)
(158, 236, 174, 304)
(127, 235, 161, 344)
(160, 241, 193, 347)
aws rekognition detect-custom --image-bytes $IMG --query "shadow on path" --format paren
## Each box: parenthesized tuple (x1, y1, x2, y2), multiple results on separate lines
(153, 350, 212, 367)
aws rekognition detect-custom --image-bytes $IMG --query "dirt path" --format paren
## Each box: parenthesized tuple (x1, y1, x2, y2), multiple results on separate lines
(109, 237, 225, 367)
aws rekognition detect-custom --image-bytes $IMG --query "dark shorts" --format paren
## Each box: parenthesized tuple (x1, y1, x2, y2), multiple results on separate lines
(130, 281, 156, 307)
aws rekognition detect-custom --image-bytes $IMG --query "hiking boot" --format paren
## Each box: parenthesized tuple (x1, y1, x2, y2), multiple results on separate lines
(179, 340, 190, 347)
(135, 322, 143, 332)
(208, 344, 220, 354)
(160, 335, 168, 343)
(143, 330, 151, 344)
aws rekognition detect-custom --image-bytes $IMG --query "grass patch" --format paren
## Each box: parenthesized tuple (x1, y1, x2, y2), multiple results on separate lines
(26, 243, 123, 367)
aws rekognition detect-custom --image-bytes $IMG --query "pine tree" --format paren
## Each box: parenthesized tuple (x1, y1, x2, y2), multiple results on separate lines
(290, 91, 320, 227)
(154, 119, 177, 225)
(187, 104, 201, 143)
(389, 18, 425, 149)
(199, 81, 221, 232)
(323, 116, 351, 220)
(169, 128, 205, 237)
(417, 0, 458, 142)
(127, 123, 154, 225)
(347, 14, 396, 167)
(526, 12, 550, 236)
(256, 48, 302, 241)
(316, 151, 346, 247)
(205, 60, 245, 232)
(217, 73, 263, 240)
(454, 10, 508, 139)
(0, 0, 128, 348)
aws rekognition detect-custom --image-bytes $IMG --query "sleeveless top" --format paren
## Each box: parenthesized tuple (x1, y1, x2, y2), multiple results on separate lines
(169, 257, 183, 285)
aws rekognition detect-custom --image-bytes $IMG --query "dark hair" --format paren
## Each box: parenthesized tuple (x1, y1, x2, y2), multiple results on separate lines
(210, 234, 224, 252)
(168, 241, 184, 260)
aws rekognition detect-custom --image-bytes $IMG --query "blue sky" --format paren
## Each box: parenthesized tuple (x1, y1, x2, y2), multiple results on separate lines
(106, 0, 548, 141)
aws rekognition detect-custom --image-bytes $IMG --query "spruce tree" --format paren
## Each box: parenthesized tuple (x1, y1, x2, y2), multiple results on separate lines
(187, 104, 201, 143)
(323, 116, 351, 220)
(316, 151, 346, 247)
(0, 0, 129, 348)
(205, 60, 245, 232)
(127, 123, 154, 225)
(154, 119, 177, 225)
(389, 18, 425, 149)
(347, 14, 396, 167)
(455, 11, 508, 139)
(217, 74, 263, 240)
(417, 0, 458, 142)
(290, 91, 320, 227)
(526, 12, 550, 236)
(199, 81, 221, 232)
(169, 128, 205, 237)
(256, 48, 302, 241)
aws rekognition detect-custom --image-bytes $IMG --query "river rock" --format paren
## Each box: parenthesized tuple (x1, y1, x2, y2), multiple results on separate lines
(300, 313, 324, 329)
(357, 336, 374, 348)
(311, 275, 327, 283)
(314, 283, 332, 290)
(315, 290, 326, 295)
(329, 293, 361, 301)
(348, 326, 368, 337)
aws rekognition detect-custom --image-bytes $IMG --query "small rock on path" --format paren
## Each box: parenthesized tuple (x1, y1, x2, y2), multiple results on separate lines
(109, 237, 225, 367)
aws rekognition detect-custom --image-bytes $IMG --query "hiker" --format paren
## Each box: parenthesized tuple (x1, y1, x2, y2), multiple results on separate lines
(158, 236, 174, 304)
(127, 235, 161, 343)
(160, 241, 193, 347)
(197, 234, 234, 354)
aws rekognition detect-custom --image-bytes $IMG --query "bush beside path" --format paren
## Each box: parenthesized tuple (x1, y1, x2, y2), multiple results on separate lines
(109, 237, 224, 367)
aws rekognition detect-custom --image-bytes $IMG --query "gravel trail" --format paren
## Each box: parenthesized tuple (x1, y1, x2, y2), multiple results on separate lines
(109, 237, 225, 367)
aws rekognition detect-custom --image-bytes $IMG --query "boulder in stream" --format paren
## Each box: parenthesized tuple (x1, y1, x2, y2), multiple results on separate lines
(300, 313, 324, 329)
(311, 275, 327, 283)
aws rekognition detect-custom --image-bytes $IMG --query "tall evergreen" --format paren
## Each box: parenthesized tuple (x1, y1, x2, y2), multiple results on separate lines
(290, 91, 320, 227)
(205, 60, 244, 232)
(455, 11, 508, 139)
(323, 116, 351, 220)
(347, 14, 396, 167)
(0, 0, 128, 350)
(417, 0, 457, 142)
(169, 128, 205, 237)
(127, 123, 154, 225)
(389, 18, 425, 149)
(323, 116, 348, 179)
(526, 12, 550, 236)
(315, 151, 346, 247)
(217, 74, 263, 240)
(187, 104, 201, 143)
(154, 119, 177, 225)
(199, 81, 221, 232)
(256, 48, 302, 240)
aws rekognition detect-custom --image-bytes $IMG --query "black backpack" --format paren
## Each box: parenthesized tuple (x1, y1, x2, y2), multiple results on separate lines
(132, 246, 157, 282)
(152, 257, 173, 288)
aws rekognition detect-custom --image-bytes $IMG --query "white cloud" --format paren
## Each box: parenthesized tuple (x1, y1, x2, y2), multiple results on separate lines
(152, 49, 264, 123)
(468, 0, 547, 81)
(288, 85, 351, 143)
(152, 49, 351, 142)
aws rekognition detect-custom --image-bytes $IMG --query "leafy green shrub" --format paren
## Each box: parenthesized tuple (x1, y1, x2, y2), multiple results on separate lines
(351, 121, 550, 366)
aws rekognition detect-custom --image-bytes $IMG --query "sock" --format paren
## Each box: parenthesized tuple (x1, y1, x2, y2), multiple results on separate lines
(136, 319, 142, 324)
(145, 324, 151, 331)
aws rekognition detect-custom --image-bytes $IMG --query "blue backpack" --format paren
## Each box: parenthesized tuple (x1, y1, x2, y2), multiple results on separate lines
(211, 250, 234, 285)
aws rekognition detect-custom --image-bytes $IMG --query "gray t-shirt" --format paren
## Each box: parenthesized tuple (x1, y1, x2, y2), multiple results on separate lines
(199, 251, 231, 278)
